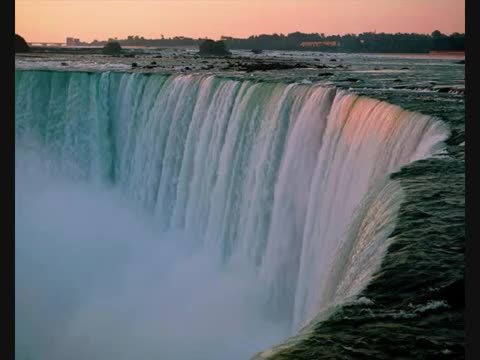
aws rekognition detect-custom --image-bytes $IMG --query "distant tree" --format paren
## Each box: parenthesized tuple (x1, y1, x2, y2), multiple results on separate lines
(86, 31, 463, 54)
(198, 39, 230, 55)
(15, 34, 30, 53)
(431, 30, 450, 51)
(448, 32, 465, 51)
(103, 41, 122, 55)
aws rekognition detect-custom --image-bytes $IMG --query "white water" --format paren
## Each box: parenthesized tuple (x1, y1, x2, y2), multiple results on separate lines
(15, 70, 448, 359)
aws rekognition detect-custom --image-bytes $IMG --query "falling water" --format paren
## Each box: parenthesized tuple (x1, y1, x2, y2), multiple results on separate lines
(15, 70, 449, 359)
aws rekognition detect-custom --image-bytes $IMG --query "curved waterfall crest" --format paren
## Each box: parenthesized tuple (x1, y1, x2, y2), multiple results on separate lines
(15, 70, 449, 352)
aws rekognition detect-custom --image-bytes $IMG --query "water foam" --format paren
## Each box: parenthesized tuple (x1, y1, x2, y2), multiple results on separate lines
(15, 70, 449, 359)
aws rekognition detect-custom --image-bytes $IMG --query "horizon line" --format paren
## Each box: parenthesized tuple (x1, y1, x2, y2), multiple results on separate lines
(19, 29, 465, 43)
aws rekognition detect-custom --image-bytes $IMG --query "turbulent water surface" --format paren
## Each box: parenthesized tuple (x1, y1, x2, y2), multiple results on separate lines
(15, 52, 464, 360)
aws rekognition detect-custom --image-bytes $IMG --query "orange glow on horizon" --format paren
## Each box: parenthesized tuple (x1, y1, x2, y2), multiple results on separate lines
(15, 0, 465, 43)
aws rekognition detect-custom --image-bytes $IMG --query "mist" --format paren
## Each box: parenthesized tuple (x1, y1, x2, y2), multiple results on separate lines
(14, 67, 449, 360)
(15, 143, 289, 360)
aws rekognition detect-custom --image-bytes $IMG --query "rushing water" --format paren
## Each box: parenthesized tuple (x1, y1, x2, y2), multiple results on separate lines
(15, 68, 460, 360)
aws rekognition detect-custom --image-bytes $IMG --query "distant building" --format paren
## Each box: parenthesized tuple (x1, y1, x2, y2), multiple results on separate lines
(66, 37, 81, 46)
(300, 41, 338, 48)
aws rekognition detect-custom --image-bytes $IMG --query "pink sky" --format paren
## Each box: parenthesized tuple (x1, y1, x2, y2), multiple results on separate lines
(15, 0, 465, 43)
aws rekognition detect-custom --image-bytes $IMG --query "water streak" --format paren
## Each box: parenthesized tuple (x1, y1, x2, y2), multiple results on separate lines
(15, 70, 449, 358)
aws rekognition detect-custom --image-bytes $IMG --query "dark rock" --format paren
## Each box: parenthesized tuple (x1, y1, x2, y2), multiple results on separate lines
(401, 67, 410, 70)
(239, 61, 308, 72)
(61, 62, 68, 66)
(150, 61, 157, 65)
(123, 54, 136, 58)
(185, 66, 191, 70)
(318, 72, 334, 76)
(251, 49, 263, 54)
(330, 58, 337, 62)
(345, 78, 360, 82)
(437, 87, 451, 93)
(432, 279, 464, 309)
(450, 88, 465, 95)
(15, 34, 30, 53)
(434, 86, 464, 95)
(456, 60, 465, 64)
(154, 55, 163, 58)
(393, 79, 403, 82)
(131, 63, 138, 68)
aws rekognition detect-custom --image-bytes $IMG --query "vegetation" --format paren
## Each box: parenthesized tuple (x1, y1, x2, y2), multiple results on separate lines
(85, 31, 464, 54)
(198, 39, 230, 56)
(91, 35, 198, 48)
(222, 31, 464, 53)
(431, 30, 464, 51)
(103, 41, 122, 55)
(15, 34, 30, 53)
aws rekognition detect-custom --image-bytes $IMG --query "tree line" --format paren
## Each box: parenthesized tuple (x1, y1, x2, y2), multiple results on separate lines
(85, 31, 464, 53)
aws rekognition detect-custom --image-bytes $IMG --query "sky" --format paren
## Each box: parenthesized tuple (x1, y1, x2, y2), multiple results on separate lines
(15, 0, 465, 43)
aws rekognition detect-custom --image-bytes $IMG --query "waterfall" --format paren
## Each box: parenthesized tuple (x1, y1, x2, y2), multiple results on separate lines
(15, 70, 449, 359)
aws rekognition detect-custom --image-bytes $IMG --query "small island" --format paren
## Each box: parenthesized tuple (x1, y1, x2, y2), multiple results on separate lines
(103, 41, 122, 55)
(198, 39, 231, 56)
